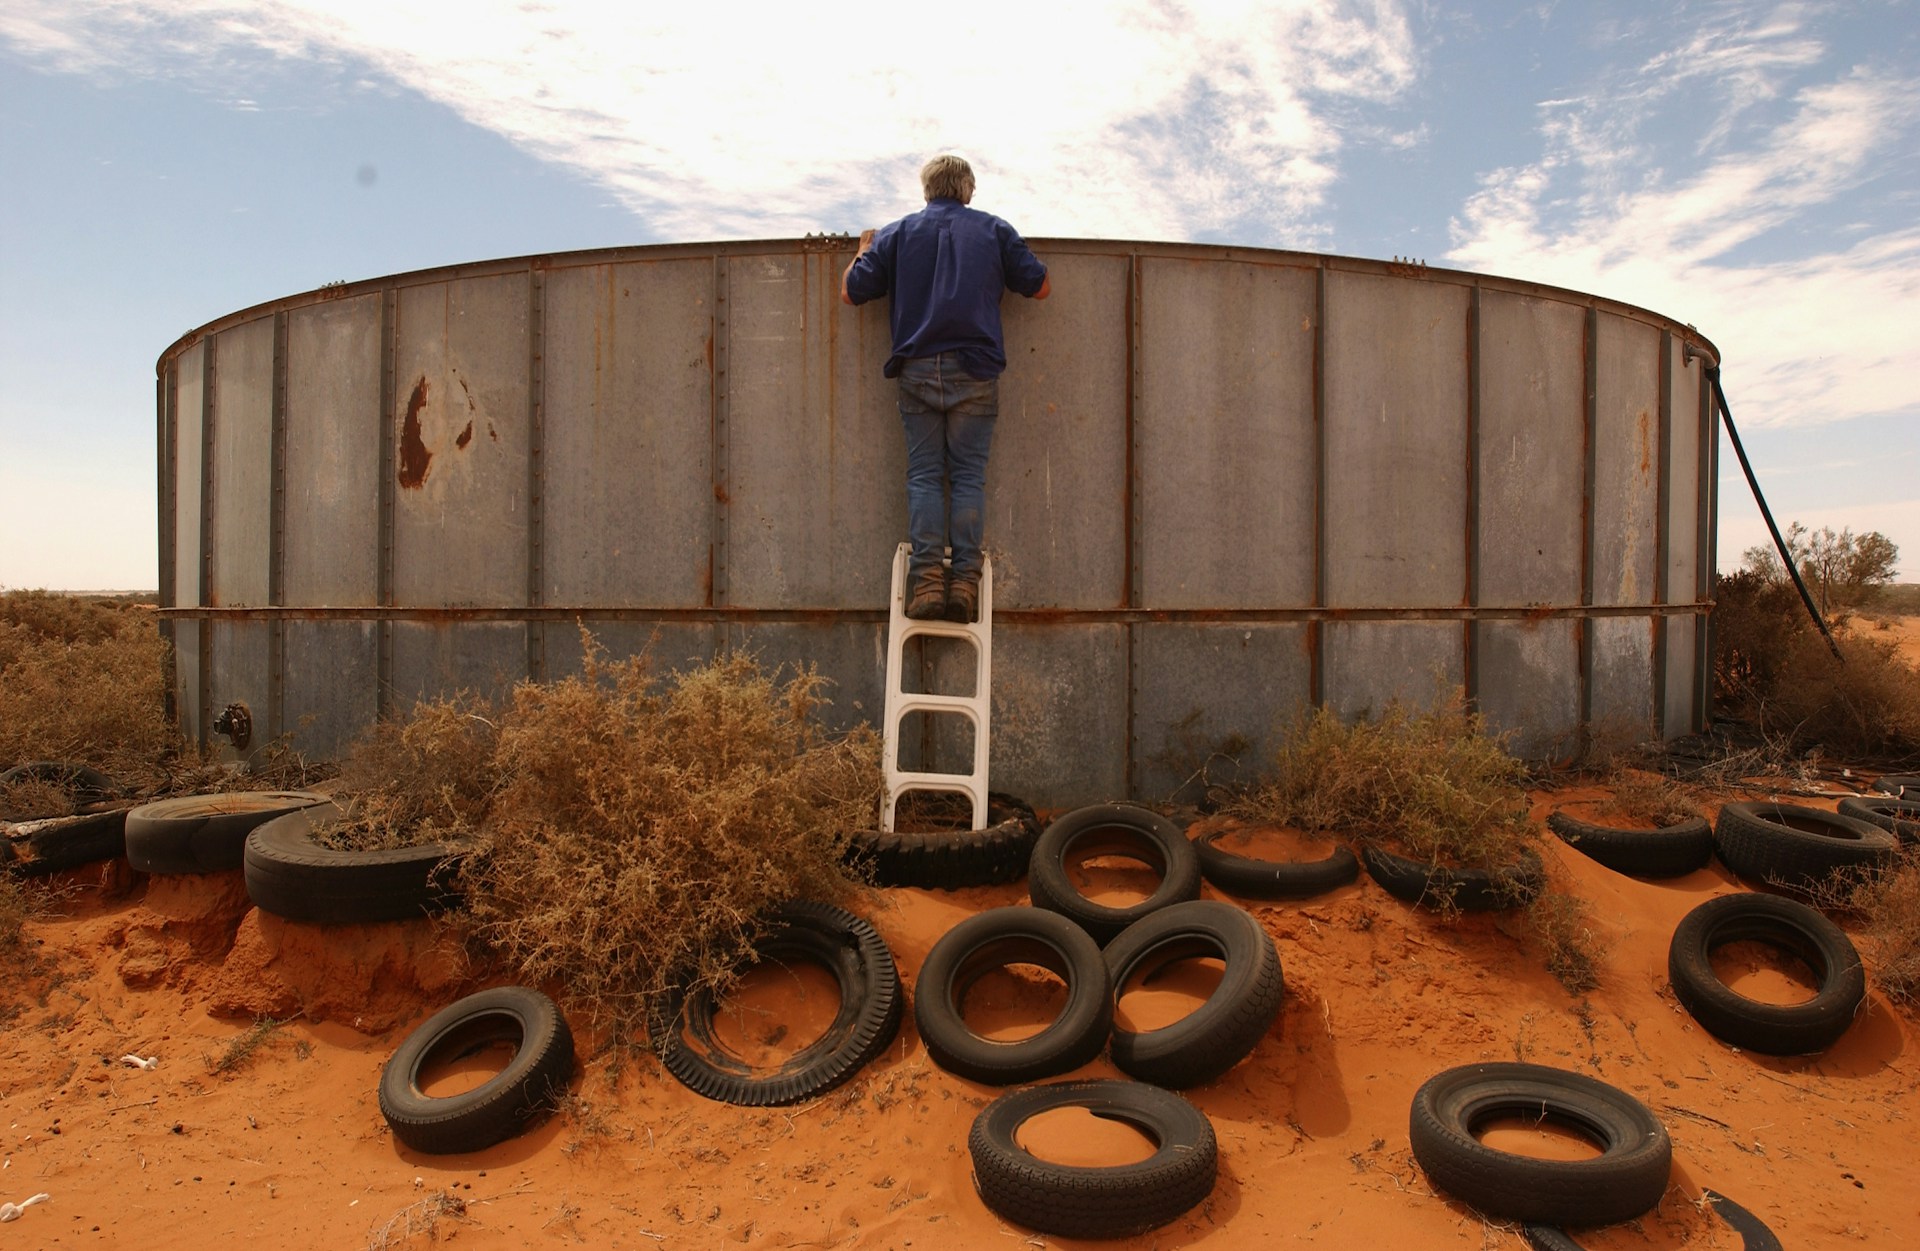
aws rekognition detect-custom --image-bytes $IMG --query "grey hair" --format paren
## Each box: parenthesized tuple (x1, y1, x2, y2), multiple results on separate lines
(920, 154, 976, 203)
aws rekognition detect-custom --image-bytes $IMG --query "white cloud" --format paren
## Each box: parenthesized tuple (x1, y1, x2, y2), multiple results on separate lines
(1, 0, 1418, 244)
(1447, 11, 1920, 433)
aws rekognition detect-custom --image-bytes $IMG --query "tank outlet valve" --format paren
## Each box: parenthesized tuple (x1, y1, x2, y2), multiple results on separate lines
(212, 702, 253, 751)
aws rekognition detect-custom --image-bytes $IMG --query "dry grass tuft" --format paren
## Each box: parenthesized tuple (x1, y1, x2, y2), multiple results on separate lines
(1600, 767, 1706, 829)
(206, 1017, 286, 1075)
(1845, 850, 1920, 1009)
(1234, 696, 1536, 868)
(0, 591, 178, 792)
(0, 875, 31, 956)
(1526, 890, 1602, 993)
(365, 1191, 469, 1250)
(331, 636, 881, 1040)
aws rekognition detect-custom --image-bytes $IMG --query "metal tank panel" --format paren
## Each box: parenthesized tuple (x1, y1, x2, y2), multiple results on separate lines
(158, 238, 1718, 807)
(285, 294, 383, 606)
(1136, 258, 1318, 610)
(208, 317, 274, 609)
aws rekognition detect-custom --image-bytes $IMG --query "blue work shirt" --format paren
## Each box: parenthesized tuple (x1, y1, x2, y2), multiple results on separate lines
(844, 198, 1048, 380)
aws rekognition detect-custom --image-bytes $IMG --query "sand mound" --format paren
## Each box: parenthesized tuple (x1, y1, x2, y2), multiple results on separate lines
(1, 787, 1912, 1249)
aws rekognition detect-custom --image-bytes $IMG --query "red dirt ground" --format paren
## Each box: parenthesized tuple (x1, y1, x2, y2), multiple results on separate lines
(3, 783, 1915, 1250)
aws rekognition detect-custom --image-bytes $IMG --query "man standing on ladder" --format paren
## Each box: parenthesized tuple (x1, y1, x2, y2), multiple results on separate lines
(842, 154, 1050, 623)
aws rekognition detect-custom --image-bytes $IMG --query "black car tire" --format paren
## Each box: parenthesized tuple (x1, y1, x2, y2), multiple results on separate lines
(1836, 796, 1920, 845)
(1409, 1062, 1671, 1226)
(914, 906, 1112, 1084)
(1191, 824, 1359, 899)
(1029, 804, 1202, 945)
(1870, 774, 1920, 799)
(0, 761, 123, 810)
(1546, 812, 1714, 879)
(1713, 802, 1896, 893)
(653, 900, 902, 1106)
(847, 792, 1040, 889)
(968, 1079, 1217, 1239)
(1361, 844, 1544, 912)
(125, 790, 332, 874)
(243, 802, 473, 924)
(1104, 899, 1283, 1089)
(378, 985, 575, 1155)
(1667, 892, 1865, 1055)
(3, 809, 129, 876)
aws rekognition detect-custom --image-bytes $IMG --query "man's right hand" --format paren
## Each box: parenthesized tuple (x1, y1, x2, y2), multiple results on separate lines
(842, 230, 876, 305)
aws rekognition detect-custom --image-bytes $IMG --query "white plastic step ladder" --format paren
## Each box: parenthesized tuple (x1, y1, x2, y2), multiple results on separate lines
(881, 542, 992, 832)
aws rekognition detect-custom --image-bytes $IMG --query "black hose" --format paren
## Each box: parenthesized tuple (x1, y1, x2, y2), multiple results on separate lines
(1705, 365, 1843, 661)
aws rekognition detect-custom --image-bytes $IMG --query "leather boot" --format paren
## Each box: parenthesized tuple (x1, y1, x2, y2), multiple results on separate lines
(945, 574, 979, 623)
(906, 564, 948, 620)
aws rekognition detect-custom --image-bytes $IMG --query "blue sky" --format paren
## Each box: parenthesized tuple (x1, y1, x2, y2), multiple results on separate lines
(2, 0, 1915, 590)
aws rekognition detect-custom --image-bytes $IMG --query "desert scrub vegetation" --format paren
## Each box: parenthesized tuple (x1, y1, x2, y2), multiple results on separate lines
(1714, 535, 1920, 757)
(0, 590, 177, 794)
(1845, 851, 1920, 1011)
(1236, 698, 1600, 990)
(1235, 698, 1536, 868)
(330, 640, 882, 1039)
(0, 874, 30, 955)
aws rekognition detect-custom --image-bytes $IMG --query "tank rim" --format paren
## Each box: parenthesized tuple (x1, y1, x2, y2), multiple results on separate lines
(155, 236, 1720, 373)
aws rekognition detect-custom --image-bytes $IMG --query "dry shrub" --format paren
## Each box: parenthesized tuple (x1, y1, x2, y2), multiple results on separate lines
(1526, 890, 1601, 993)
(366, 1191, 468, 1250)
(332, 638, 881, 1039)
(0, 876, 30, 955)
(1600, 767, 1706, 828)
(1846, 850, 1920, 1009)
(1763, 633, 1920, 755)
(1714, 569, 1920, 756)
(326, 694, 503, 846)
(1235, 696, 1536, 868)
(0, 590, 178, 790)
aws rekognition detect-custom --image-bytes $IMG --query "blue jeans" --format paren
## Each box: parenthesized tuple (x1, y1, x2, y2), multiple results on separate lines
(898, 352, 997, 581)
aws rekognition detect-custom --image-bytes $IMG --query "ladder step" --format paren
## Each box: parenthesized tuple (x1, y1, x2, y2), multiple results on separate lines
(881, 542, 993, 832)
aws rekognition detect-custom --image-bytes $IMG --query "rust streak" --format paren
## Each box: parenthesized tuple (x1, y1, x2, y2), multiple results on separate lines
(455, 420, 474, 450)
(459, 377, 477, 412)
(398, 377, 432, 489)
(487, 423, 498, 442)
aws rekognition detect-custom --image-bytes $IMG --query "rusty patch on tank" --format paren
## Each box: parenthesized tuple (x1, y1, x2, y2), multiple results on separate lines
(398, 378, 432, 489)
(487, 423, 498, 442)
(455, 421, 474, 450)
(1637, 410, 1652, 477)
(459, 377, 477, 412)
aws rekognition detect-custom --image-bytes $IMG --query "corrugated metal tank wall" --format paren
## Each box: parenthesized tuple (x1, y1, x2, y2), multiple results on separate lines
(155, 239, 1719, 807)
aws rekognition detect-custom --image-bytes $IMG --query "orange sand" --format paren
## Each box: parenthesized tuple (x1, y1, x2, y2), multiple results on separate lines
(3, 788, 1914, 1250)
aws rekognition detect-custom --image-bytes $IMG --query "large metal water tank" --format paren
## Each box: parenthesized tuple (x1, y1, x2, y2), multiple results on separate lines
(156, 238, 1717, 806)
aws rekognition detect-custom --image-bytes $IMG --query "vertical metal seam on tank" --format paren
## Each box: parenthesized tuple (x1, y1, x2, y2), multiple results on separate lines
(1310, 263, 1327, 708)
(377, 288, 398, 719)
(1125, 253, 1143, 796)
(1464, 285, 1482, 709)
(268, 310, 289, 742)
(197, 335, 216, 749)
(1696, 362, 1716, 731)
(1578, 306, 1597, 737)
(1652, 331, 1674, 735)
(157, 367, 177, 726)
(713, 256, 731, 618)
(526, 268, 547, 682)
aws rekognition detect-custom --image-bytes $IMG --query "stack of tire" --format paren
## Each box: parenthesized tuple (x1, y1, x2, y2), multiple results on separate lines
(1, 762, 130, 876)
(921, 803, 1288, 1240)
